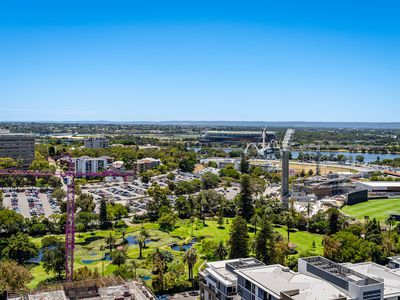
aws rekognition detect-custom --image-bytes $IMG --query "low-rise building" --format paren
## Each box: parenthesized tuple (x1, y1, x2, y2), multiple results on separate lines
(200, 158, 241, 170)
(134, 158, 161, 174)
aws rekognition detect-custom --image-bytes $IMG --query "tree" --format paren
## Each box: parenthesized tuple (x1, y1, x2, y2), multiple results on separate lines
(237, 175, 254, 222)
(217, 209, 224, 228)
(99, 197, 110, 229)
(201, 172, 220, 189)
(214, 241, 228, 260)
(253, 219, 277, 264)
(326, 208, 343, 235)
(158, 211, 177, 232)
(2, 233, 38, 265)
(0, 261, 32, 294)
(356, 155, 365, 164)
(0, 209, 25, 237)
(52, 188, 66, 203)
(42, 242, 66, 279)
(240, 154, 249, 174)
(250, 214, 260, 235)
(183, 247, 197, 282)
(106, 233, 116, 257)
(76, 193, 95, 212)
(137, 234, 146, 259)
(147, 184, 171, 221)
(112, 248, 127, 267)
(175, 196, 191, 219)
(283, 211, 294, 243)
(76, 211, 99, 231)
(385, 216, 396, 238)
(179, 153, 197, 173)
(228, 216, 249, 258)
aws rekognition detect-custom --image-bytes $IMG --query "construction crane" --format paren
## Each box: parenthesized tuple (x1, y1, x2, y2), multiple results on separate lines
(281, 129, 295, 206)
(0, 156, 129, 282)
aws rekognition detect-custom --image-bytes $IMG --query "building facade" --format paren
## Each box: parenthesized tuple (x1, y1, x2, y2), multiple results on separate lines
(0, 131, 35, 165)
(84, 137, 109, 149)
(134, 158, 161, 174)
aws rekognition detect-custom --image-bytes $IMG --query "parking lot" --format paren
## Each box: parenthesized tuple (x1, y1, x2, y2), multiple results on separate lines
(2, 188, 61, 218)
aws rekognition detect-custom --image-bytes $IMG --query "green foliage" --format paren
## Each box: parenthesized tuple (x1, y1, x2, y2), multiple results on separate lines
(237, 174, 254, 222)
(214, 241, 228, 260)
(158, 211, 177, 232)
(112, 248, 128, 266)
(179, 153, 197, 173)
(228, 216, 249, 258)
(219, 164, 240, 179)
(0, 261, 32, 293)
(240, 154, 249, 174)
(201, 172, 220, 189)
(2, 233, 37, 265)
(76, 193, 95, 212)
(0, 209, 25, 237)
(42, 242, 66, 279)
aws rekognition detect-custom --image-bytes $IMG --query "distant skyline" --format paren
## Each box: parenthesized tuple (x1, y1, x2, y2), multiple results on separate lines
(0, 1, 399, 122)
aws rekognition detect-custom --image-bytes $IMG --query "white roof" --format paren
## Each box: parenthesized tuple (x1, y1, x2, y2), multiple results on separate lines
(236, 265, 349, 300)
(344, 262, 400, 297)
(205, 259, 240, 286)
(358, 181, 400, 187)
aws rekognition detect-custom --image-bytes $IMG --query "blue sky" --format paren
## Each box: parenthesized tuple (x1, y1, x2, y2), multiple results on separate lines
(0, 1, 399, 122)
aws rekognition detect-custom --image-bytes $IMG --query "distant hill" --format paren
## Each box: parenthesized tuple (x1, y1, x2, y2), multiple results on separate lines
(2, 120, 400, 129)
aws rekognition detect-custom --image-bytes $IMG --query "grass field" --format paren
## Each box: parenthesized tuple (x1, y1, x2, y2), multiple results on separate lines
(270, 161, 357, 175)
(27, 218, 323, 289)
(341, 198, 400, 222)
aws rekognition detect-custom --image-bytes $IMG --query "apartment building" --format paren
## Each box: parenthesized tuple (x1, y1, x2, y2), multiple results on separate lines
(84, 137, 109, 149)
(200, 258, 350, 300)
(59, 156, 113, 174)
(134, 157, 161, 174)
(0, 130, 35, 165)
(200, 256, 400, 300)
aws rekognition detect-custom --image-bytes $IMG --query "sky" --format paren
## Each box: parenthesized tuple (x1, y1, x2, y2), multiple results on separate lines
(0, 1, 399, 122)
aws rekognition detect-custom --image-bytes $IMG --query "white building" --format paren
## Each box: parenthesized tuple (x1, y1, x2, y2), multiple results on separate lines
(59, 156, 113, 174)
(84, 137, 109, 149)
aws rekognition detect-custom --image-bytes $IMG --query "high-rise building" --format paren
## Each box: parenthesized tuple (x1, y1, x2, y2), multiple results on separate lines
(84, 137, 109, 149)
(0, 130, 35, 165)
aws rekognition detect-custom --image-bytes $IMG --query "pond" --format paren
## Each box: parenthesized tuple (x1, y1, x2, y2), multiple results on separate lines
(141, 275, 151, 281)
(170, 238, 197, 252)
(125, 235, 152, 246)
(28, 245, 56, 263)
(81, 253, 112, 265)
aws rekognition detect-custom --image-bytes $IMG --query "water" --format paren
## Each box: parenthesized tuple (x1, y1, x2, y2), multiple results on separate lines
(81, 253, 111, 265)
(28, 245, 56, 263)
(290, 151, 399, 164)
(125, 236, 152, 245)
(142, 275, 151, 281)
(170, 238, 197, 251)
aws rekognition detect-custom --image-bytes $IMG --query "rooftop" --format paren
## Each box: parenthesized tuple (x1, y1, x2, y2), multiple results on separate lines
(236, 264, 349, 300)
(301, 257, 381, 287)
(343, 262, 400, 298)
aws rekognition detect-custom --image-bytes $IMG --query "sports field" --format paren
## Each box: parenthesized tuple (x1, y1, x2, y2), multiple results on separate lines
(341, 198, 400, 222)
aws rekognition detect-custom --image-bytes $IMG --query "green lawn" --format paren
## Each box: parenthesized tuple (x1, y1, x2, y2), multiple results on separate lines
(27, 218, 323, 289)
(341, 198, 400, 222)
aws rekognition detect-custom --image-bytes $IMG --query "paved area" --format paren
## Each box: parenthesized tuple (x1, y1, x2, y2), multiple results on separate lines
(2, 188, 60, 218)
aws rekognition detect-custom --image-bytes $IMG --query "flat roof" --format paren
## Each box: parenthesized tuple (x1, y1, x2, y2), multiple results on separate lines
(358, 181, 400, 187)
(343, 262, 400, 297)
(236, 265, 349, 300)
(205, 259, 240, 286)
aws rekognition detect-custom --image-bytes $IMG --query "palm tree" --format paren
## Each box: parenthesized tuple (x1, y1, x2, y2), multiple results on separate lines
(250, 215, 260, 235)
(105, 233, 115, 258)
(137, 234, 146, 259)
(385, 216, 396, 238)
(214, 241, 228, 260)
(183, 247, 197, 281)
(284, 212, 293, 243)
